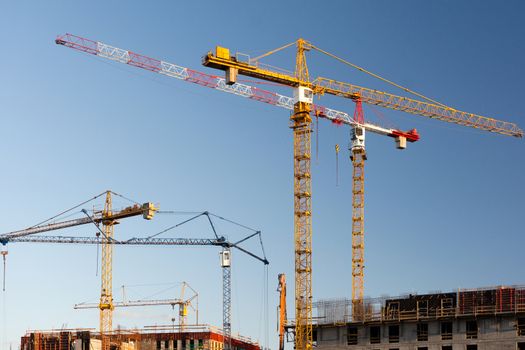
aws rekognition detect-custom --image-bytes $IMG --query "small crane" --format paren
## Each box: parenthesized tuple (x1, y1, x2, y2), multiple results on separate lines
(0, 190, 157, 350)
(5, 211, 268, 350)
(74, 281, 199, 331)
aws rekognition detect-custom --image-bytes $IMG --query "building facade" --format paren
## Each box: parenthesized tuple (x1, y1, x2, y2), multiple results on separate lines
(20, 326, 260, 350)
(313, 286, 525, 350)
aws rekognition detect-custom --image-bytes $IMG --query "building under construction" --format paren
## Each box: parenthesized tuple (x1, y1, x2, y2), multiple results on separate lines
(20, 326, 260, 350)
(313, 285, 525, 350)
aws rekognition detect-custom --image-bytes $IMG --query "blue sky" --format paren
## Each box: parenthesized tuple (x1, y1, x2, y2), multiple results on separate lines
(0, 1, 524, 350)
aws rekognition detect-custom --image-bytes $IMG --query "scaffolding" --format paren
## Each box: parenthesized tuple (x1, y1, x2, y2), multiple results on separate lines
(314, 285, 525, 325)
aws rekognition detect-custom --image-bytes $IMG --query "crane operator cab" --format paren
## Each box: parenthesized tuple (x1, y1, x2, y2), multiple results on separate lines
(220, 249, 231, 267)
(350, 126, 367, 160)
(294, 87, 313, 104)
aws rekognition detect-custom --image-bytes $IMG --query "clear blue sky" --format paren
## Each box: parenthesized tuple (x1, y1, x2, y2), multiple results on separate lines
(0, 1, 524, 350)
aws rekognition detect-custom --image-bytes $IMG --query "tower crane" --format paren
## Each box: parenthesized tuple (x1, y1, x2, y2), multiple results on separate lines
(74, 281, 199, 331)
(202, 40, 522, 325)
(0, 190, 158, 350)
(4, 214, 268, 350)
(55, 34, 523, 350)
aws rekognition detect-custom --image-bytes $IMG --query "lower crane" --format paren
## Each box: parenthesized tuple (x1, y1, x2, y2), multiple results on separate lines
(1, 207, 268, 350)
(74, 281, 199, 331)
(0, 190, 157, 350)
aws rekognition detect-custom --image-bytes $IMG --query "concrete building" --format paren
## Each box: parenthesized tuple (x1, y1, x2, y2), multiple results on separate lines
(20, 325, 260, 350)
(313, 286, 525, 350)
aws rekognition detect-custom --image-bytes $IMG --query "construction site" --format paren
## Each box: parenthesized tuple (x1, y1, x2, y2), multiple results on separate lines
(314, 285, 525, 349)
(20, 326, 260, 350)
(0, 3, 524, 350)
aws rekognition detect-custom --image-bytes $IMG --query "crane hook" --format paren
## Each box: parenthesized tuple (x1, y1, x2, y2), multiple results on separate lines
(335, 144, 340, 186)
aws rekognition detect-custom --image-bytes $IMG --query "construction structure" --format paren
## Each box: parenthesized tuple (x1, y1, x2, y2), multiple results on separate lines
(3, 201, 268, 350)
(0, 191, 158, 350)
(277, 274, 287, 350)
(74, 281, 199, 332)
(20, 325, 260, 350)
(312, 285, 525, 349)
(52, 34, 523, 350)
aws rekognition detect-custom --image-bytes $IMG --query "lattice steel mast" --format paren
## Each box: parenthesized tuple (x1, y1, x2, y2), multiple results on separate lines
(291, 39, 313, 350)
(349, 99, 366, 319)
(100, 192, 114, 350)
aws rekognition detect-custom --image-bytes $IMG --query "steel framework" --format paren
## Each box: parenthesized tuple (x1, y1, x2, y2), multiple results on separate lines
(55, 33, 522, 349)
(7, 223, 268, 350)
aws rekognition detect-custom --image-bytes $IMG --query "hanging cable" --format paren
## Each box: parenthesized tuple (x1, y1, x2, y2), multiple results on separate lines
(264, 264, 269, 350)
(1, 248, 7, 292)
(335, 144, 340, 186)
(316, 115, 319, 164)
(95, 239, 99, 277)
(2, 287, 6, 350)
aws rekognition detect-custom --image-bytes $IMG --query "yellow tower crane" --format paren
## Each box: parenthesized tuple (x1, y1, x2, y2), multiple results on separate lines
(0, 191, 158, 350)
(54, 34, 523, 350)
(74, 281, 199, 332)
(203, 39, 522, 338)
(204, 40, 316, 350)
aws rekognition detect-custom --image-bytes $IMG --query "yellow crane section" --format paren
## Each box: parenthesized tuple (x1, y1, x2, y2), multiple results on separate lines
(0, 191, 158, 350)
(204, 46, 305, 87)
(98, 192, 157, 350)
(312, 77, 523, 138)
(206, 39, 316, 350)
(203, 39, 522, 334)
(204, 45, 522, 138)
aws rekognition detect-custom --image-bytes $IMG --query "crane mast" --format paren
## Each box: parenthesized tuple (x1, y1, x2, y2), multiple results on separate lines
(349, 99, 366, 319)
(291, 39, 313, 350)
(220, 248, 232, 350)
(100, 192, 114, 350)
